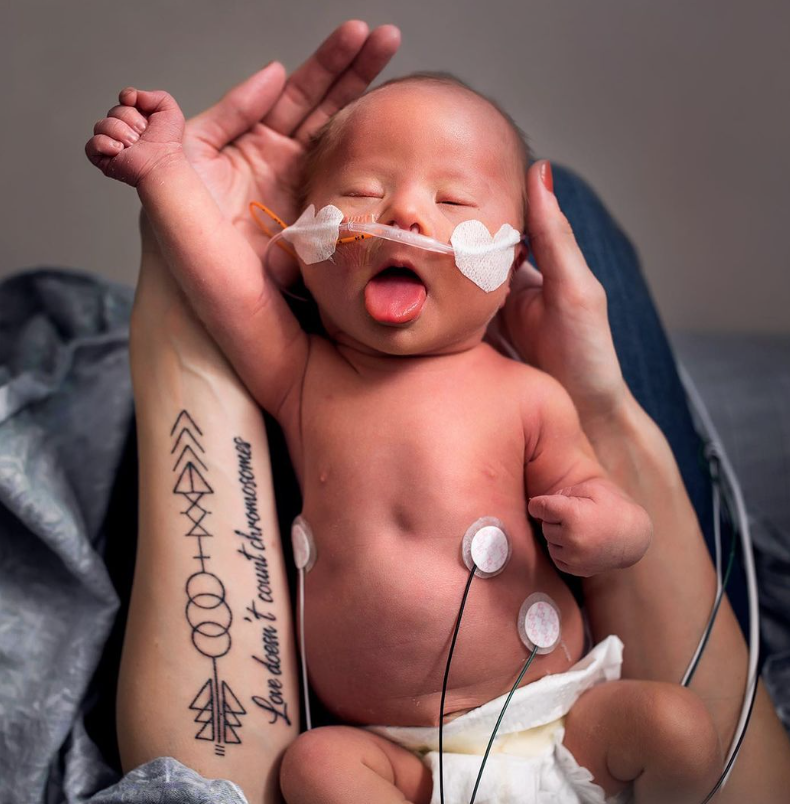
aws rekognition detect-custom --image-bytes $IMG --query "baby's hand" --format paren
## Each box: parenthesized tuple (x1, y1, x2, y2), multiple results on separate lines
(85, 88, 185, 188)
(528, 478, 652, 577)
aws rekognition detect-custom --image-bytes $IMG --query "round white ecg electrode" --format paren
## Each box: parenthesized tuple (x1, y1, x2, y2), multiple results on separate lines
(518, 593, 561, 654)
(291, 515, 317, 573)
(462, 517, 511, 578)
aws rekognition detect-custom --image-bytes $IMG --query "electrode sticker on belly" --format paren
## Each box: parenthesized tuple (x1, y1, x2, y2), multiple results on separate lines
(277, 203, 522, 292)
(518, 592, 561, 654)
(462, 516, 511, 577)
(291, 515, 317, 573)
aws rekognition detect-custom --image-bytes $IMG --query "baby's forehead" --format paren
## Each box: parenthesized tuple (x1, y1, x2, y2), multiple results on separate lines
(329, 82, 518, 172)
(349, 81, 504, 132)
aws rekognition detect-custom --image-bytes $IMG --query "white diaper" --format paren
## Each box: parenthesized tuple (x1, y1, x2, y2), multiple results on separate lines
(367, 635, 633, 804)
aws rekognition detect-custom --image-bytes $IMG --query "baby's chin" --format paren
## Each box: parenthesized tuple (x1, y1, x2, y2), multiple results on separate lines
(331, 318, 489, 360)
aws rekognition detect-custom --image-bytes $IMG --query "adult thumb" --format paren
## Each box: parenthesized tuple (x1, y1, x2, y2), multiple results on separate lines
(525, 161, 596, 298)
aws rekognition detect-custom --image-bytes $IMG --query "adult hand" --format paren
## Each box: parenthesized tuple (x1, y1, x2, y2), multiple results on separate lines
(176, 20, 400, 283)
(493, 161, 629, 424)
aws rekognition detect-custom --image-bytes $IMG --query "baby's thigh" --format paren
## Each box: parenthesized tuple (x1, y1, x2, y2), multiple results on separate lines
(280, 725, 432, 803)
(563, 679, 720, 794)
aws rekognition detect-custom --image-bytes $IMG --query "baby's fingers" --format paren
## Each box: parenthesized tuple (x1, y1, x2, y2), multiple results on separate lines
(119, 86, 178, 116)
(93, 116, 140, 147)
(527, 492, 582, 524)
(85, 133, 123, 164)
(105, 102, 148, 135)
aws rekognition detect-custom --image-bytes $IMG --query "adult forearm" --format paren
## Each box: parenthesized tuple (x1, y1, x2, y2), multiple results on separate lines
(119, 244, 298, 803)
(579, 390, 693, 523)
(577, 389, 729, 680)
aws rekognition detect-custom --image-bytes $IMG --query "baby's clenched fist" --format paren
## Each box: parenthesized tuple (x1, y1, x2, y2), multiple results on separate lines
(85, 88, 186, 188)
(528, 478, 652, 577)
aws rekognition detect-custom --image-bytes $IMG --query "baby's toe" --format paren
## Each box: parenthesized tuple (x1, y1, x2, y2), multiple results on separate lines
(93, 117, 139, 147)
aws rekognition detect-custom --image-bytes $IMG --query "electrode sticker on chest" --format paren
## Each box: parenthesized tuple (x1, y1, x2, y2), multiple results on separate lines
(518, 592, 561, 654)
(264, 203, 524, 292)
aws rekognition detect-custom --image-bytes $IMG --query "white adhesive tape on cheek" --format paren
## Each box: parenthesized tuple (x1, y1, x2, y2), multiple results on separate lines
(282, 204, 344, 264)
(450, 220, 521, 292)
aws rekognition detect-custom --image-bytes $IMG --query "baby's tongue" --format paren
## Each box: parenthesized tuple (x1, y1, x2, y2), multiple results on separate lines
(364, 268, 427, 324)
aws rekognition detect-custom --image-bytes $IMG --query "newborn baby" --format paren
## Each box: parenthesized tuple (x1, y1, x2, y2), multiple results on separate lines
(87, 73, 721, 804)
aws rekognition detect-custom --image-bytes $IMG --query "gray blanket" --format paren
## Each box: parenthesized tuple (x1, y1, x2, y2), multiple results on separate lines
(1, 268, 788, 803)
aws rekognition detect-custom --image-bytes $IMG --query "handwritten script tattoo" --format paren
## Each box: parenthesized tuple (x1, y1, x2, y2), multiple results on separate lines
(234, 435, 292, 727)
(171, 410, 246, 756)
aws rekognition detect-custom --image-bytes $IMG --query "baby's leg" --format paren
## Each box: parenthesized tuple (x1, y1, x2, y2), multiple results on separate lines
(280, 725, 432, 804)
(563, 679, 722, 804)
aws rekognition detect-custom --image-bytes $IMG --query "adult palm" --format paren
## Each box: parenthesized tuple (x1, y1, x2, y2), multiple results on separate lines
(179, 20, 400, 283)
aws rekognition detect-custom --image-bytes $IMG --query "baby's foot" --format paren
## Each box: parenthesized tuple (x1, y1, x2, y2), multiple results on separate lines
(85, 88, 186, 188)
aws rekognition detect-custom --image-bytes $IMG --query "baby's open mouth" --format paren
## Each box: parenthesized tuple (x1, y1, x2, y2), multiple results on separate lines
(364, 263, 427, 325)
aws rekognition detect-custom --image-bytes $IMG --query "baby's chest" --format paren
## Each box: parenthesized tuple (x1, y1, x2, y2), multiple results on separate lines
(300, 373, 529, 505)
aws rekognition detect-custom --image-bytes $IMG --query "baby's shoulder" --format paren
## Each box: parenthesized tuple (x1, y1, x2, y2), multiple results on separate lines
(481, 343, 564, 397)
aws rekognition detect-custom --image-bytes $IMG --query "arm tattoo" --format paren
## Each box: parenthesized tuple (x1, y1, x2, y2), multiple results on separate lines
(171, 409, 246, 756)
(233, 435, 292, 727)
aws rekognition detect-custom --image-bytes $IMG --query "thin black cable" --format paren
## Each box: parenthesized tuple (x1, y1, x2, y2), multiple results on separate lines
(683, 496, 736, 686)
(694, 450, 758, 802)
(683, 451, 735, 687)
(699, 669, 758, 803)
(469, 646, 539, 804)
(439, 562, 477, 804)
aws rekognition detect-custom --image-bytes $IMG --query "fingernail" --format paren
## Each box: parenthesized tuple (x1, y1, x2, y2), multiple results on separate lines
(539, 161, 554, 194)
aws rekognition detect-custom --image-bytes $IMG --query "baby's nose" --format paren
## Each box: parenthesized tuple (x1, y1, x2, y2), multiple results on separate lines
(384, 205, 428, 236)
(389, 221, 421, 233)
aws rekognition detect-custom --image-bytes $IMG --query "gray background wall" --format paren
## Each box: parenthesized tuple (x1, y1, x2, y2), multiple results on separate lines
(2, 0, 788, 332)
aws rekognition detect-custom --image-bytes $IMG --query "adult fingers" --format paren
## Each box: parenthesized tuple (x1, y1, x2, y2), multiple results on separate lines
(263, 20, 389, 136)
(525, 160, 607, 308)
(509, 259, 544, 293)
(185, 61, 287, 151)
(292, 24, 401, 144)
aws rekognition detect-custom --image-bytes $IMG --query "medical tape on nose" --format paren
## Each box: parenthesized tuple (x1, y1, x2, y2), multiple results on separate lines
(280, 204, 521, 292)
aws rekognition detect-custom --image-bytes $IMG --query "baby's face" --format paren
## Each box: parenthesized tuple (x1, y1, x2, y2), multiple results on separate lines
(301, 83, 525, 358)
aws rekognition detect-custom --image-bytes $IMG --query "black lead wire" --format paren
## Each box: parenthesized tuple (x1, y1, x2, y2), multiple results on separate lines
(700, 668, 758, 804)
(468, 645, 539, 804)
(439, 562, 477, 804)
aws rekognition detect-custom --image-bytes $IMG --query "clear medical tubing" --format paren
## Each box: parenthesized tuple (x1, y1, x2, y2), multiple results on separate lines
(338, 220, 455, 254)
(262, 221, 456, 277)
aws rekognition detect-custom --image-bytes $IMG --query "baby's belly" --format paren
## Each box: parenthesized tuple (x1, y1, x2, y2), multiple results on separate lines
(302, 512, 585, 727)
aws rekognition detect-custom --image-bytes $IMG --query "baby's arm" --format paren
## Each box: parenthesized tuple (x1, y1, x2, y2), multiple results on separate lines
(523, 371, 652, 576)
(86, 88, 308, 421)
